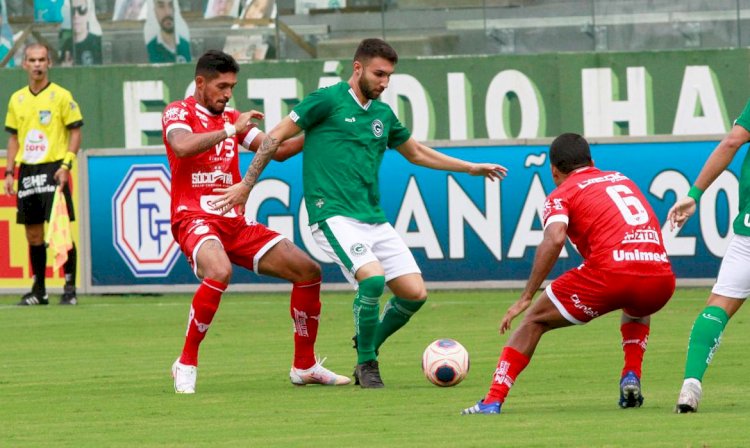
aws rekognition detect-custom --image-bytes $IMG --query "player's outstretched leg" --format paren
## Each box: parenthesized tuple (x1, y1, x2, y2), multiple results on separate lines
(288, 277, 350, 386)
(373, 296, 426, 352)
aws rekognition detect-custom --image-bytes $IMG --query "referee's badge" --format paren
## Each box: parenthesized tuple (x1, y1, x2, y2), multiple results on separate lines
(39, 110, 52, 125)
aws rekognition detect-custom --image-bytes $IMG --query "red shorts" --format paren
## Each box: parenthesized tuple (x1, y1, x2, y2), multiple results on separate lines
(173, 215, 284, 275)
(546, 264, 675, 324)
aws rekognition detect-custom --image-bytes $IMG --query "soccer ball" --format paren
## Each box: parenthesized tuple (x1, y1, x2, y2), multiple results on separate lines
(422, 338, 470, 387)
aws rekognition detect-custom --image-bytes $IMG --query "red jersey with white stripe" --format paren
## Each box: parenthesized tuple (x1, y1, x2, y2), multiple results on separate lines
(161, 97, 261, 223)
(542, 166, 672, 275)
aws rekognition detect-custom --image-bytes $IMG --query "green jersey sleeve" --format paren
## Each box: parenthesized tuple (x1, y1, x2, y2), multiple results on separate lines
(290, 86, 334, 131)
(387, 111, 411, 148)
(734, 99, 750, 132)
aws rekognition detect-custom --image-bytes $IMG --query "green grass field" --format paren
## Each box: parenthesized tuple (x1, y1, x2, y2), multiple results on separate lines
(1, 288, 747, 447)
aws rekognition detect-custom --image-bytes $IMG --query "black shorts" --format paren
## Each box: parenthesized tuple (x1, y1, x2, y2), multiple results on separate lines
(17, 161, 76, 225)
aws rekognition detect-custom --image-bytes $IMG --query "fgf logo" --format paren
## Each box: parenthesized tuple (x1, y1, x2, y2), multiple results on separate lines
(113, 165, 179, 277)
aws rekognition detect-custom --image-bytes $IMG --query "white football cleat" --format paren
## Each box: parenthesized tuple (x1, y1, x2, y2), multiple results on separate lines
(290, 357, 351, 386)
(675, 378, 702, 413)
(172, 359, 197, 394)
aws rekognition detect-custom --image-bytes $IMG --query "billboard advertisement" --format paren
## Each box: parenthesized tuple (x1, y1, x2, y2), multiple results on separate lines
(85, 139, 746, 291)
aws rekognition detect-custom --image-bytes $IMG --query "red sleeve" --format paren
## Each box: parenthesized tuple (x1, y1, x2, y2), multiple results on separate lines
(542, 189, 570, 228)
(162, 101, 192, 135)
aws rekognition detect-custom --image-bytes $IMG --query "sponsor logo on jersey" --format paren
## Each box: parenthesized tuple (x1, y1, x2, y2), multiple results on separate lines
(350, 243, 367, 256)
(162, 106, 188, 125)
(612, 249, 669, 262)
(345, 117, 356, 123)
(39, 110, 51, 125)
(191, 169, 232, 186)
(576, 172, 628, 190)
(290, 110, 300, 122)
(744, 213, 750, 227)
(371, 119, 384, 137)
(570, 294, 599, 318)
(621, 228, 661, 245)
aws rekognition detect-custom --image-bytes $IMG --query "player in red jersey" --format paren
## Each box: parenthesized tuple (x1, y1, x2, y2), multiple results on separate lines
(462, 133, 676, 414)
(164, 50, 350, 393)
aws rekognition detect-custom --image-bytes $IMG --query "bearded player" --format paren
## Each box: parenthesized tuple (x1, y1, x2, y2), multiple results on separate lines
(462, 133, 676, 414)
(163, 50, 350, 393)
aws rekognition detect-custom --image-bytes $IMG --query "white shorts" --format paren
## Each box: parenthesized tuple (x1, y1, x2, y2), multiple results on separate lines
(712, 234, 750, 299)
(311, 216, 421, 287)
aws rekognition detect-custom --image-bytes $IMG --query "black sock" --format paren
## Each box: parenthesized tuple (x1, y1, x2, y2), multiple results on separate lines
(63, 243, 77, 290)
(30, 244, 47, 295)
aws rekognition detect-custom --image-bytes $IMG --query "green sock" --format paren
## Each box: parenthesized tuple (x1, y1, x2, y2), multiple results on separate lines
(683, 305, 729, 381)
(354, 276, 385, 364)
(374, 296, 426, 351)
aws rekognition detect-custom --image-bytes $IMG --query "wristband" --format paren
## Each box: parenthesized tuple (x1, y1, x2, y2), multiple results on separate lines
(63, 151, 76, 165)
(4, 169, 13, 177)
(224, 123, 237, 138)
(687, 185, 703, 202)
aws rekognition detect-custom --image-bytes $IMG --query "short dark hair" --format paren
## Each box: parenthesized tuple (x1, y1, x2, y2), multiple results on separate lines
(353, 38, 398, 65)
(549, 133, 592, 174)
(195, 50, 239, 80)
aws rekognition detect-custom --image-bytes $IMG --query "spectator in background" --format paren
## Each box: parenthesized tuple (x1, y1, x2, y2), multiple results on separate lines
(59, 0, 103, 66)
(0, 0, 15, 67)
(144, 0, 191, 63)
(113, 0, 146, 20)
(204, 0, 238, 18)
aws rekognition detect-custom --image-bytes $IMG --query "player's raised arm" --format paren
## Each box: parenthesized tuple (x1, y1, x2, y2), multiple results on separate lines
(211, 116, 302, 215)
(395, 137, 507, 181)
(668, 124, 750, 230)
(167, 110, 263, 158)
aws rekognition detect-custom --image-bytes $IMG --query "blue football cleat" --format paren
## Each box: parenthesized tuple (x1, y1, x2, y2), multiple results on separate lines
(619, 371, 644, 408)
(461, 399, 502, 415)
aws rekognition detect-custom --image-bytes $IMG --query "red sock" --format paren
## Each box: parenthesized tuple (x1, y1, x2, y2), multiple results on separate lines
(179, 278, 226, 366)
(621, 322, 649, 378)
(290, 277, 322, 370)
(484, 346, 530, 404)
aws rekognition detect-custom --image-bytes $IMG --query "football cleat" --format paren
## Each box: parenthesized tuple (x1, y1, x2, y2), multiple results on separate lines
(172, 359, 197, 394)
(17, 291, 49, 306)
(675, 378, 702, 413)
(354, 360, 385, 388)
(290, 357, 351, 386)
(59, 288, 78, 306)
(461, 399, 502, 415)
(618, 370, 644, 408)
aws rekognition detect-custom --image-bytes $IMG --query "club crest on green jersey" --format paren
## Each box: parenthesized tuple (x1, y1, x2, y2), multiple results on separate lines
(371, 119, 384, 138)
(350, 243, 367, 256)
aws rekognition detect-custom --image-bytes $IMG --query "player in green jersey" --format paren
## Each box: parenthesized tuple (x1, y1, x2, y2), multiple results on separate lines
(668, 99, 750, 412)
(213, 38, 507, 388)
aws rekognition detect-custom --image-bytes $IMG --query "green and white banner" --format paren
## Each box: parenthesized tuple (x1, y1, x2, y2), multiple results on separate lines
(1, 48, 748, 150)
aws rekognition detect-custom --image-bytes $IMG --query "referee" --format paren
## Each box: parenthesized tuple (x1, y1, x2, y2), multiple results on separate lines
(3, 43, 82, 306)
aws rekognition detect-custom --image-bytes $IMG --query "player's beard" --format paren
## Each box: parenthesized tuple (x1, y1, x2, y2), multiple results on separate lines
(160, 16, 174, 33)
(358, 75, 383, 101)
(206, 100, 226, 115)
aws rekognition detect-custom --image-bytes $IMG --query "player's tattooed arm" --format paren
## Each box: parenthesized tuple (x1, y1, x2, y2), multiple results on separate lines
(242, 134, 281, 189)
(167, 128, 230, 158)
